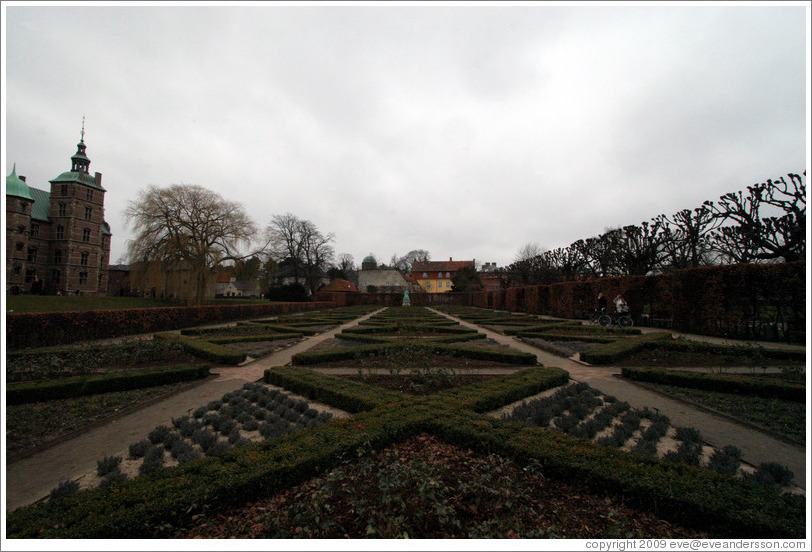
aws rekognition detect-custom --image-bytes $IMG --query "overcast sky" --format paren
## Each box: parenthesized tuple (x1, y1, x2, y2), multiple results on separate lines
(3, 1, 809, 270)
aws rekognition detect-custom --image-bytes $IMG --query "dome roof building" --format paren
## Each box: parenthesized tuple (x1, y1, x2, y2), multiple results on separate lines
(6, 164, 33, 200)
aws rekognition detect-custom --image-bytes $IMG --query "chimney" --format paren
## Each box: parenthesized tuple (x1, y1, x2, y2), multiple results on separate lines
(94, 172, 102, 187)
(449, 257, 452, 262)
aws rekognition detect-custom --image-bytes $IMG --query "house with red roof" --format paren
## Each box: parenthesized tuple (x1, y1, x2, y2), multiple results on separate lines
(411, 258, 475, 294)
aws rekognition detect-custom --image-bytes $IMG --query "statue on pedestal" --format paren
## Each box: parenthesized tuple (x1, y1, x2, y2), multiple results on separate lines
(402, 288, 411, 307)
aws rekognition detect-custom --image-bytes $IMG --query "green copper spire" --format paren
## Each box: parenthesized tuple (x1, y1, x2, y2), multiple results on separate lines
(6, 163, 34, 200)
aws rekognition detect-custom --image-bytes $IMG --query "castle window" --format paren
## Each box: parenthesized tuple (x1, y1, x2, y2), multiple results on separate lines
(52, 270, 61, 284)
(16, 242, 23, 251)
(25, 269, 36, 283)
(61, 184, 68, 196)
(85, 207, 92, 220)
(86, 189, 93, 201)
(30, 224, 39, 237)
(79, 272, 88, 285)
(81, 252, 89, 266)
(54, 250, 62, 264)
(83, 228, 91, 242)
(59, 203, 67, 216)
(56, 225, 65, 240)
(27, 247, 37, 263)
(13, 266, 21, 275)
(20, 201, 27, 213)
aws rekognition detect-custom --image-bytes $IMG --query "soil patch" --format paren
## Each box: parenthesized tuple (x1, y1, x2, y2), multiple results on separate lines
(224, 338, 304, 358)
(174, 433, 705, 539)
(520, 337, 603, 357)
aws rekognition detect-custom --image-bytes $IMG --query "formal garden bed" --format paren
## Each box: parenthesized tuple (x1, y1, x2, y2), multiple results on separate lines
(4, 306, 375, 462)
(6, 306, 806, 539)
(5, 380, 209, 460)
(173, 433, 705, 539)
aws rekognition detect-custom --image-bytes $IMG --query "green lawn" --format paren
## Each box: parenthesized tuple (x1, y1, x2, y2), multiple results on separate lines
(6, 296, 272, 313)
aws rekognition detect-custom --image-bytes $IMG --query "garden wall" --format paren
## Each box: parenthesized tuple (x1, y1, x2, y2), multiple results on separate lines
(6, 301, 335, 350)
(456, 262, 806, 344)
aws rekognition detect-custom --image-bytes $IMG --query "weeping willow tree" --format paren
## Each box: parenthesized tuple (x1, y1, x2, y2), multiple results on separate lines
(124, 184, 261, 305)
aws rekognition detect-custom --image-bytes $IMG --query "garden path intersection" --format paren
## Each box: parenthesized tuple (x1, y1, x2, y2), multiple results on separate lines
(4, 307, 806, 513)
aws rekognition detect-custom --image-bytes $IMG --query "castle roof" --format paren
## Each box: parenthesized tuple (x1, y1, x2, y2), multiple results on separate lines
(29, 187, 51, 222)
(6, 164, 33, 200)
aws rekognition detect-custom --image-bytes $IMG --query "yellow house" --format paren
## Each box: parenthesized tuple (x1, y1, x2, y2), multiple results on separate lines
(411, 258, 475, 294)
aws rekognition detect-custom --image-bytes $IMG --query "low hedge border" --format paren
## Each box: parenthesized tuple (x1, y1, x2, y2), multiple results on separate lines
(427, 413, 805, 538)
(247, 323, 319, 335)
(513, 331, 618, 343)
(154, 334, 247, 365)
(5, 366, 803, 538)
(621, 367, 806, 402)
(426, 366, 570, 413)
(580, 332, 673, 364)
(291, 341, 537, 366)
(343, 324, 470, 335)
(6, 364, 211, 405)
(334, 332, 485, 346)
(263, 366, 406, 412)
(207, 333, 303, 345)
(645, 340, 807, 363)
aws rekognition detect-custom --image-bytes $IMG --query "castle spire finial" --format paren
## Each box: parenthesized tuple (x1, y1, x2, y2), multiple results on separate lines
(81, 115, 86, 142)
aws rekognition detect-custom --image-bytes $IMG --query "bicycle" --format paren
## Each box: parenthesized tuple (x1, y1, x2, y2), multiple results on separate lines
(591, 308, 634, 328)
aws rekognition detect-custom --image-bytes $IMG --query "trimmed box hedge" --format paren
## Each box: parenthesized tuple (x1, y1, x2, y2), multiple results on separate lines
(154, 334, 247, 365)
(621, 367, 806, 402)
(207, 333, 303, 345)
(580, 332, 673, 364)
(291, 341, 537, 366)
(6, 366, 803, 538)
(6, 364, 211, 404)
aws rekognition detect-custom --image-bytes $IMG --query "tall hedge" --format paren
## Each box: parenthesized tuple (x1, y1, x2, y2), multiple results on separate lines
(6, 302, 335, 350)
(454, 262, 805, 344)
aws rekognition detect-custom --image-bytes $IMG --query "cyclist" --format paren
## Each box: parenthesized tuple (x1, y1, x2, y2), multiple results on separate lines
(597, 292, 607, 313)
(614, 294, 629, 315)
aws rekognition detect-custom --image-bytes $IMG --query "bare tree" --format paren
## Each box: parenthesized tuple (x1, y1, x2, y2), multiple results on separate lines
(265, 213, 335, 296)
(328, 253, 356, 280)
(124, 184, 261, 305)
(654, 204, 720, 270)
(514, 242, 546, 263)
(710, 173, 806, 262)
(299, 219, 335, 295)
(390, 249, 431, 273)
(612, 223, 667, 275)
